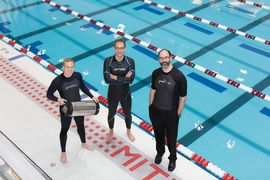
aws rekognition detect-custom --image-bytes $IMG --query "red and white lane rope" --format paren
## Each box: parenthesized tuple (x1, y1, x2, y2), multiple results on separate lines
(141, 0, 270, 46)
(43, 0, 270, 103)
(237, 0, 270, 11)
(0, 32, 237, 180)
(0, 35, 62, 75)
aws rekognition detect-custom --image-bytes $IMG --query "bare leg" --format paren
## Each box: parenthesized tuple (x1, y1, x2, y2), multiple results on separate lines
(106, 129, 114, 143)
(82, 143, 95, 151)
(60, 152, 67, 164)
(127, 129, 135, 142)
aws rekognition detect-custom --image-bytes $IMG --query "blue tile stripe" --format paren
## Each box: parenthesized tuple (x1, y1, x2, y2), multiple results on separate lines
(24, 41, 50, 60)
(260, 107, 270, 117)
(80, 20, 113, 35)
(239, 43, 270, 58)
(48, 4, 71, 15)
(188, 72, 226, 93)
(227, 5, 254, 14)
(133, 4, 164, 15)
(184, 23, 213, 35)
(132, 45, 157, 61)
(0, 21, 11, 34)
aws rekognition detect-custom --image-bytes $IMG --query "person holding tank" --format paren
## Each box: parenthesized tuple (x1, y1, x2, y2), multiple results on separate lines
(47, 58, 98, 164)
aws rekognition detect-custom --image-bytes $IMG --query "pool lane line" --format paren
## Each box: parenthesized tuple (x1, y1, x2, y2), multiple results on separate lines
(179, 74, 270, 146)
(141, 0, 270, 46)
(10, 0, 137, 41)
(0, 1, 44, 15)
(40, 0, 270, 103)
(0, 33, 237, 180)
(237, 0, 270, 11)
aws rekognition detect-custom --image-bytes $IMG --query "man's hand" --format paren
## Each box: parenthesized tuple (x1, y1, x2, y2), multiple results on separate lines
(110, 74, 117, 80)
(125, 71, 132, 78)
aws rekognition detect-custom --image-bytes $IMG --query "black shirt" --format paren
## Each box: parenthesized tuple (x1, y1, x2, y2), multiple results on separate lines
(46, 72, 93, 102)
(151, 67, 187, 110)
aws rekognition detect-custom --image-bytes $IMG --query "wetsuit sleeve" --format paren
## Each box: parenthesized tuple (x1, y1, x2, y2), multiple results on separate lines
(103, 57, 116, 84)
(46, 77, 59, 102)
(78, 73, 94, 98)
(177, 71, 187, 97)
(116, 57, 135, 84)
(151, 69, 159, 90)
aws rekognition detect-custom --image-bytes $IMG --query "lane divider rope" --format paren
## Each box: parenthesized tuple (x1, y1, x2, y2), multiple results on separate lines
(141, 0, 270, 46)
(237, 0, 270, 11)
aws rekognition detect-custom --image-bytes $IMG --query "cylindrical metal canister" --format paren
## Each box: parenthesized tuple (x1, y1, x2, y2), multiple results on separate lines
(60, 100, 99, 117)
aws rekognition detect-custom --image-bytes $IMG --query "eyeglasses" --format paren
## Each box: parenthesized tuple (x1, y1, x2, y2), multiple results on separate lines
(158, 56, 170, 60)
(114, 47, 125, 50)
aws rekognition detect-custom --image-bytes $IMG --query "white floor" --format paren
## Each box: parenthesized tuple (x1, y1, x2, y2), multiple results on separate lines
(0, 40, 218, 180)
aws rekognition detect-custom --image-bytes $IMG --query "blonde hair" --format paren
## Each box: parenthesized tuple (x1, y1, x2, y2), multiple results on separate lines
(62, 58, 74, 66)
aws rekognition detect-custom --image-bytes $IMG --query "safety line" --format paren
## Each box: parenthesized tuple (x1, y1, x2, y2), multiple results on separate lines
(237, 0, 270, 10)
(41, 0, 270, 103)
(141, 0, 270, 46)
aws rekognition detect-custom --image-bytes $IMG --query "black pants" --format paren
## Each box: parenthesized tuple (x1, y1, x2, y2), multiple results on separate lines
(107, 84, 132, 129)
(59, 116, 85, 152)
(149, 104, 180, 161)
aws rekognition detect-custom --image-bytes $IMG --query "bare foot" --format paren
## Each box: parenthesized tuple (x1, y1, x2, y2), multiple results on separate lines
(106, 129, 114, 143)
(60, 152, 67, 164)
(127, 130, 135, 142)
(82, 143, 95, 151)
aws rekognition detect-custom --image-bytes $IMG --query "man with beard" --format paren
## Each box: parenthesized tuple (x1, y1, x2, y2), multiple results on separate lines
(149, 49, 187, 172)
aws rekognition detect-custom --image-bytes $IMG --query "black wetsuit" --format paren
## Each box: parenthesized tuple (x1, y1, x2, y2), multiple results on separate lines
(149, 67, 187, 161)
(46, 72, 93, 152)
(103, 55, 135, 129)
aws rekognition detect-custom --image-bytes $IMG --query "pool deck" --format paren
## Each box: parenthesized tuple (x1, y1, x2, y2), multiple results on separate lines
(0, 40, 219, 180)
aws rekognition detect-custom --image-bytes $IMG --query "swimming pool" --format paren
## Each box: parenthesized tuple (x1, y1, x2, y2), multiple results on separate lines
(1, 0, 270, 179)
